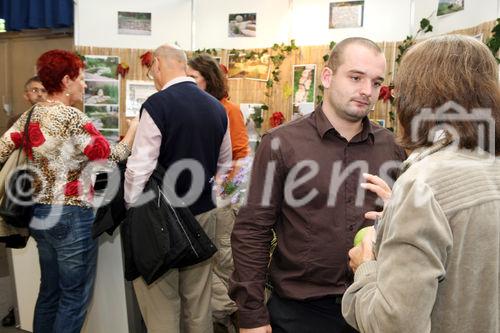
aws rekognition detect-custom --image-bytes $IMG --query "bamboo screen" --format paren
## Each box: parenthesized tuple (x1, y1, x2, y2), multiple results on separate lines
(75, 20, 496, 136)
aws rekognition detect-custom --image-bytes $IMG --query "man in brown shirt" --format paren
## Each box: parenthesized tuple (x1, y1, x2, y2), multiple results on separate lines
(229, 37, 406, 333)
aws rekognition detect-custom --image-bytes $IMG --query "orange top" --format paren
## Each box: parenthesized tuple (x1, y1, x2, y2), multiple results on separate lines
(220, 97, 250, 160)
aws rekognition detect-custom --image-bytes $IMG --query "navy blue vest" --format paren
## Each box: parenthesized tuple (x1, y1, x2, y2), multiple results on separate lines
(142, 81, 227, 215)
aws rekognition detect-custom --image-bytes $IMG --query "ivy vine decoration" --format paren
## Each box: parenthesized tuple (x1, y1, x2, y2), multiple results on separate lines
(486, 18, 500, 63)
(193, 48, 219, 56)
(250, 105, 266, 130)
(396, 17, 433, 64)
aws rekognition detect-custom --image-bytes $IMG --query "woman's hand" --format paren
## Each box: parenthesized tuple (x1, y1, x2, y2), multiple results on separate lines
(361, 173, 391, 221)
(348, 226, 376, 272)
(121, 116, 140, 148)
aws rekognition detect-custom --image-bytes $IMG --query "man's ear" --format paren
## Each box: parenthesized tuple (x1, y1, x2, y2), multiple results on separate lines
(23, 93, 29, 102)
(321, 67, 333, 89)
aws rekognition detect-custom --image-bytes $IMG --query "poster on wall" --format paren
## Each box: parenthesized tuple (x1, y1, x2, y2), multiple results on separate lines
(118, 11, 152, 35)
(437, 0, 464, 17)
(228, 53, 270, 81)
(228, 13, 257, 37)
(293, 64, 316, 115)
(84, 55, 120, 142)
(126, 80, 157, 117)
(329, 1, 364, 29)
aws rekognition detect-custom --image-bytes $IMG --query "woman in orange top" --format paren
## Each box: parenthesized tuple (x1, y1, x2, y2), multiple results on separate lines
(187, 54, 250, 160)
(187, 54, 249, 332)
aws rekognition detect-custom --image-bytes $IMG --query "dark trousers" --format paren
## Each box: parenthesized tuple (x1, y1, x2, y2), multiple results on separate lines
(268, 293, 358, 333)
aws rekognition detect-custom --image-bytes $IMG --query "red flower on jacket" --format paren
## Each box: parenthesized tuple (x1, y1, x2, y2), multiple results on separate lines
(28, 122, 45, 147)
(83, 122, 100, 136)
(378, 85, 393, 103)
(10, 131, 23, 148)
(64, 180, 81, 197)
(270, 111, 285, 128)
(83, 135, 110, 161)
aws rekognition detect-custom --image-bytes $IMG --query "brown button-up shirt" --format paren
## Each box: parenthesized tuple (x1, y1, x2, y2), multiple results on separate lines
(229, 106, 407, 328)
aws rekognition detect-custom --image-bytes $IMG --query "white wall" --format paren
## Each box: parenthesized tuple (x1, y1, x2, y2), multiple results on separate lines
(74, 0, 499, 50)
(413, 0, 499, 38)
(74, 0, 192, 50)
(195, 0, 290, 49)
(291, 0, 412, 45)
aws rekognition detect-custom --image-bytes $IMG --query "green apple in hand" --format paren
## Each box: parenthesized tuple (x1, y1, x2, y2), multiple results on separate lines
(353, 227, 371, 246)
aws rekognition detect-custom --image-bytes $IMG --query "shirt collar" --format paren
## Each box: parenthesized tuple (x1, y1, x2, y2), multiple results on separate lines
(314, 104, 375, 144)
(162, 76, 196, 90)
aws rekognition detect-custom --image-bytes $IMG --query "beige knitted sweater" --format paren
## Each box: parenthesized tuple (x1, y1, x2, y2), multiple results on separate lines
(342, 143, 500, 333)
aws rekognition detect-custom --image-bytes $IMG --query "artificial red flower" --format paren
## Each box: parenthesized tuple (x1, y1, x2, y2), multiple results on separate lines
(378, 85, 393, 103)
(117, 62, 130, 78)
(64, 180, 81, 197)
(83, 122, 100, 136)
(28, 122, 45, 147)
(10, 131, 23, 148)
(140, 51, 154, 68)
(83, 135, 110, 161)
(270, 111, 285, 128)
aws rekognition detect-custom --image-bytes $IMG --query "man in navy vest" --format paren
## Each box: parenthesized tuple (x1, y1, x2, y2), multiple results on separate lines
(124, 44, 231, 333)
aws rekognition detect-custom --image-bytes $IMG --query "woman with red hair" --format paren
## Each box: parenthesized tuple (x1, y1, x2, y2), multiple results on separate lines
(0, 49, 138, 333)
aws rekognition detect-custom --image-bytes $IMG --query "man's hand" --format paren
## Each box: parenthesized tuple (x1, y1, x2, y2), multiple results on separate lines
(348, 226, 376, 272)
(361, 173, 392, 221)
(240, 325, 272, 333)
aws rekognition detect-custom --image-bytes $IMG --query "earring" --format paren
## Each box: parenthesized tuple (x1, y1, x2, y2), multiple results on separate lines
(65, 91, 71, 97)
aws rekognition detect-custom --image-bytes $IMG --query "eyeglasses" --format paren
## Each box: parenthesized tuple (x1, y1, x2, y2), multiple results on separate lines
(146, 58, 156, 80)
(27, 88, 47, 94)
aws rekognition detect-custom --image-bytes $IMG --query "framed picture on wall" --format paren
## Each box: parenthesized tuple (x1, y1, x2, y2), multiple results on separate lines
(84, 55, 120, 141)
(437, 0, 464, 17)
(228, 13, 257, 37)
(84, 55, 119, 80)
(84, 105, 120, 142)
(329, 1, 364, 29)
(84, 80, 119, 106)
(293, 64, 316, 106)
(118, 11, 152, 35)
(228, 53, 270, 81)
(125, 80, 157, 117)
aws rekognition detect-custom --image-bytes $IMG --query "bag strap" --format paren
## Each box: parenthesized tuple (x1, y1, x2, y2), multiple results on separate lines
(15, 105, 36, 166)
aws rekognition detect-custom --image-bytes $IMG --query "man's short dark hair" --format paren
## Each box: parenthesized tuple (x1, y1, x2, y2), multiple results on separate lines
(326, 37, 383, 74)
(24, 76, 42, 91)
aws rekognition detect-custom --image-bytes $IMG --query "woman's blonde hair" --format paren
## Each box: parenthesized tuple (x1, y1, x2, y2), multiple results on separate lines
(395, 34, 500, 154)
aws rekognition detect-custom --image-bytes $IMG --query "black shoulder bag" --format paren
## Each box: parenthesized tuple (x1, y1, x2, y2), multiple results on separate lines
(0, 107, 36, 228)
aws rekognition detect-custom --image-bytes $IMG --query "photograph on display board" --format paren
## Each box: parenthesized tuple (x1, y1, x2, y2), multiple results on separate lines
(293, 64, 316, 106)
(228, 53, 270, 81)
(85, 80, 119, 106)
(84, 105, 120, 142)
(84, 55, 119, 80)
(228, 13, 257, 37)
(126, 80, 157, 117)
(437, 0, 464, 16)
(118, 11, 152, 35)
(329, 1, 364, 29)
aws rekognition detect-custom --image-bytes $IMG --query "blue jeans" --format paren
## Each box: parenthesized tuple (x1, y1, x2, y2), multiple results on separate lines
(30, 204, 97, 333)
